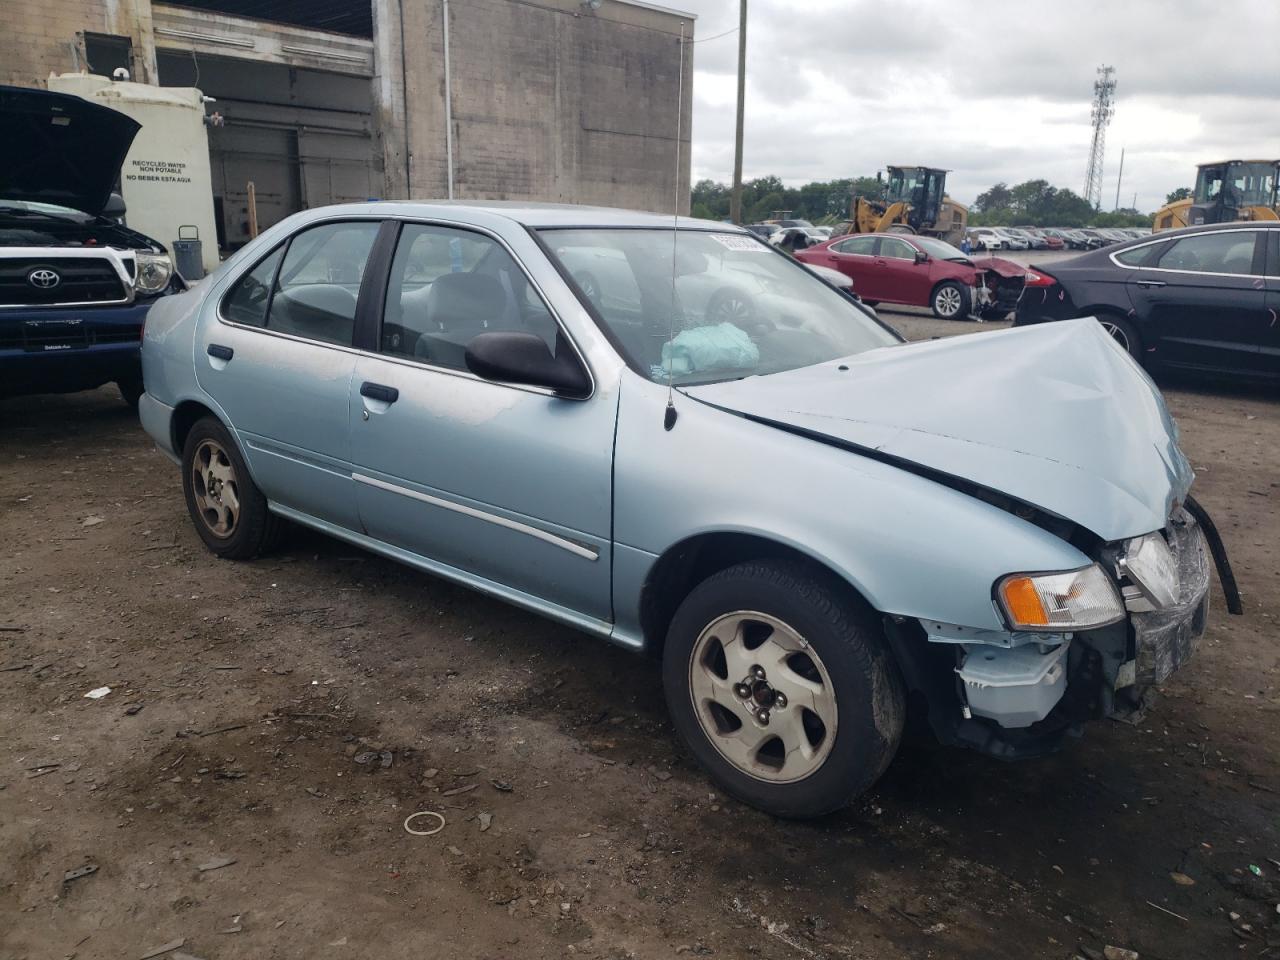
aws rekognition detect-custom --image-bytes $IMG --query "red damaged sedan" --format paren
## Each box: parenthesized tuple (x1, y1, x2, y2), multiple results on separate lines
(796, 233, 1029, 320)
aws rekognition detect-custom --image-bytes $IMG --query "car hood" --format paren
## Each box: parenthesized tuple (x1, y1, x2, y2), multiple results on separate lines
(0, 85, 140, 215)
(973, 256, 1026, 279)
(683, 318, 1193, 542)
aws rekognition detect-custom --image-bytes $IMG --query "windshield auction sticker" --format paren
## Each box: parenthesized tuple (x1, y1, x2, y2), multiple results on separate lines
(709, 233, 768, 251)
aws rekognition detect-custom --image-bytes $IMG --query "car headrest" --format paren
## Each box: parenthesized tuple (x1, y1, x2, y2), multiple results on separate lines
(426, 272, 507, 332)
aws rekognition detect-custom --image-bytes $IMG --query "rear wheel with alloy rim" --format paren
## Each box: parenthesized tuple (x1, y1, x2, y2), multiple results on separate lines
(930, 281, 969, 320)
(1096, 313, 1143, 362)
(663, 560, 905, 818)
(181, 416, 284, 559)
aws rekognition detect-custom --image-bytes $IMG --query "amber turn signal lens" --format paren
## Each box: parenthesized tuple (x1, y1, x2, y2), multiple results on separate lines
(1001, 576, 1049, 626)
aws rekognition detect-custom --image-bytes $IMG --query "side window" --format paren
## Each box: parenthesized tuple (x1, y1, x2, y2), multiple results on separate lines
(832, 236, 875, 255)
(1157, 231, 1259, 276)
(1114, 243, 1162, 267)
(224, 245, 284, 327)
(265, 221, 380, 346)
(1267, 232, 1279, 277)
(382, 223, 558, 371)
(880, 238, 916, 260)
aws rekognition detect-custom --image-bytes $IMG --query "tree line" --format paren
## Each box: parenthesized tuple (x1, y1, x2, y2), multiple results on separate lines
(691, 175, 1166, 228)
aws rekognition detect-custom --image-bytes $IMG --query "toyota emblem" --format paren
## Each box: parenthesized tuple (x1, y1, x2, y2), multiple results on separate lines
(28, 268, 61, 289)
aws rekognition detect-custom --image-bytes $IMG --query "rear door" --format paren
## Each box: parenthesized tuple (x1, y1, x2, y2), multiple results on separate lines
(1264, 230, 1280, 376)
(195, 219, 383, 530)
(347, 220, 616, 621)
(819, 235, 878, 297)
(1126, 228, 1268, 373)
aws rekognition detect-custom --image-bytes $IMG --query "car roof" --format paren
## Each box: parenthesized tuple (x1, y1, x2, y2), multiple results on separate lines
(288, 199, 740, 232)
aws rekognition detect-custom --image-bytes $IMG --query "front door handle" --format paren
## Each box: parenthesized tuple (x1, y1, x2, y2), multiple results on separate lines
(360, 381, 400, 404)
(207, 343, 234, 361)
(1135, 279, 1166, 288)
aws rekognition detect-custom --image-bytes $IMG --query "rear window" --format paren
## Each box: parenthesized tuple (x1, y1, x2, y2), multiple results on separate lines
(1113, 244, 1162, 267)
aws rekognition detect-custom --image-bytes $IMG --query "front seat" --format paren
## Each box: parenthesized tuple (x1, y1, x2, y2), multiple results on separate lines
(414, 272, 508, 368)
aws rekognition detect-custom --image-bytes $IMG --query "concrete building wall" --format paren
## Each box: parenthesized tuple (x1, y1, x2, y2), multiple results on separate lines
(3, 0, 157, 86)
(2, 0, 694, 226)
(380, 0, 693, 213)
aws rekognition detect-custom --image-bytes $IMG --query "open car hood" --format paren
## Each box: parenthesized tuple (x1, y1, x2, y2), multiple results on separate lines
(684, 319, 1193, 542)
(0, 85, 140, 215)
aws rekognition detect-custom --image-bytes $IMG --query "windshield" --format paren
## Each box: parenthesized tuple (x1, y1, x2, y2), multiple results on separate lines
(539, 228, 898, 384)
(913, 236, 968, 260)
(0, 199, 92, 221)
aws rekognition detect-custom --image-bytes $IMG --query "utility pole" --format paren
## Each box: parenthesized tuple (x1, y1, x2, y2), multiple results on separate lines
(729, 0, 747, 224)
(1114, 146, 1125, 211)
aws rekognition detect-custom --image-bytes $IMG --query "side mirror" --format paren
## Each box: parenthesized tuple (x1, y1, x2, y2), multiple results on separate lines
(914, 249, 928, 264)
(465, 331, 591, 399)
(102, 192, 127, 218)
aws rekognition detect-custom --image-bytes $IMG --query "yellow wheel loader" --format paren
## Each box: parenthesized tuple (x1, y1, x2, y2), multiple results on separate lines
(832, 166, 969, 245)
(1153, 159, 1279, 232)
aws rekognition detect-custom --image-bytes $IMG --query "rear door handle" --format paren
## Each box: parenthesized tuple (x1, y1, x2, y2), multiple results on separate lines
(1135, 279, 1166, 288)
(360, 381, 399, 404)
(207, 343, 234, 361)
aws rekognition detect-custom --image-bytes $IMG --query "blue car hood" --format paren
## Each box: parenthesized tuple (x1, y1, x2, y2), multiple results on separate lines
(684, 318, 1193, 542)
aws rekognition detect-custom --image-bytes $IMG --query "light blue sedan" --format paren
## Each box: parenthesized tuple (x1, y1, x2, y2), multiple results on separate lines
(139, 202, 1228, 818)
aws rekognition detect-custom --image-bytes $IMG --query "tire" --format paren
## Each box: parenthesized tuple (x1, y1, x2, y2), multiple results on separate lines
(930, 281, 970, 320)
(706, 287, 756, 327)
(117, 379, 144, 409)
(1095, 312, 1143, 363)
(181, 416, 285, 560)
(662, 560, 905, 819)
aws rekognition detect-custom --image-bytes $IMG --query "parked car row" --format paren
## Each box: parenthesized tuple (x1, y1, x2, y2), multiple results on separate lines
(967, 226, 1151, 252)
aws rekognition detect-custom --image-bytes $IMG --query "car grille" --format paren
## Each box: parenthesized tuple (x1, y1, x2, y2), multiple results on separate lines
(0, 319, 141, 352)
(0, 256, 129, 307)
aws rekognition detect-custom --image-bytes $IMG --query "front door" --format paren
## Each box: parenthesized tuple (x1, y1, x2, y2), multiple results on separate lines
(874, 236, 932, 306)
(348, 221, 616, 622)
(1127, 228, 1268, 373)
(195, 219, 382, 530)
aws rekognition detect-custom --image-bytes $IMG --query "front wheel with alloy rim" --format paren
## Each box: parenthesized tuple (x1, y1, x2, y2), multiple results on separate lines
(930, 280, 970, 320)
(181, 416, 284, 560)
(663, 560, 905, 818)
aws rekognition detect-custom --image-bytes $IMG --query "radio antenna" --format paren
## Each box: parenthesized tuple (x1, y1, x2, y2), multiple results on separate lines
(664, 22, 686, 432)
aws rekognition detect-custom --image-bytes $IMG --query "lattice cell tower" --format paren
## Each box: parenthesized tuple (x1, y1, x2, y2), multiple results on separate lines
(1083, 65, 1117, 210)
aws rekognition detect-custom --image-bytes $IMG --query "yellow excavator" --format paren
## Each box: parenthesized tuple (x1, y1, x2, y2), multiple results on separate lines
(832, 166, 969, 245)
(1153, 159, 1280, 232)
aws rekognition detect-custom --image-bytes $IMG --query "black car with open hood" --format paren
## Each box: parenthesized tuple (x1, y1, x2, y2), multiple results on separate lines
(0, 85, 184, 406)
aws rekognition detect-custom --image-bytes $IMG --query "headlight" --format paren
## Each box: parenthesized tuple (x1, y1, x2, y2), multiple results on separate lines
(997, 564, 1125, 631)
(1118, 532, 1179, 609)
(135, 252, 173, 294)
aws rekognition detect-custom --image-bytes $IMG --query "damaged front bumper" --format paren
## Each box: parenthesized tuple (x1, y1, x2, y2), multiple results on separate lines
(972, 272, 1026, 318)
(899, 508, 1214, 760)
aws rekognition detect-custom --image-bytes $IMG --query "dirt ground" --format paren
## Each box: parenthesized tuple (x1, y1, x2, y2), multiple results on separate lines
(2, 314, 1278, 960)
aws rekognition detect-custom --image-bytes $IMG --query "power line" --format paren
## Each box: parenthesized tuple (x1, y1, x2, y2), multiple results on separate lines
(684, 26, 738, 44)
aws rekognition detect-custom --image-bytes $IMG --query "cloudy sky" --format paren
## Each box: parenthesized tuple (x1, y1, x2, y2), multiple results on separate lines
(669, 0, 1280, 212)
